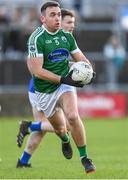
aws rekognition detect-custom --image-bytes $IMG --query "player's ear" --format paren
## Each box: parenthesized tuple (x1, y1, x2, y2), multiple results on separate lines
(40, 15, 45, 23)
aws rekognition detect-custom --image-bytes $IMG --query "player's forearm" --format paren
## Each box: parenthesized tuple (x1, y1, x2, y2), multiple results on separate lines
(35, 68, 61, 83)
(27, 58, 61, 83)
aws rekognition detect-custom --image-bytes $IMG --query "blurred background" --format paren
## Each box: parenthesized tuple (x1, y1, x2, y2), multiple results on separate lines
(0, 0, 128, 117)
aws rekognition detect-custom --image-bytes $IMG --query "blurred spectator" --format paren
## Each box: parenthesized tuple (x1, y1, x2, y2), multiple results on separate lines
(4, 6, 26, 60)
(103, 34, 126, 89)
(19, 6, 40, 52)
(0, 5, 9, 25)
(120, 6, 128, 31)
(0, 5, 10, 59)
(73, 0, 82, 13)
(10, 6, 26, 28)
(4, 6, 39, 59)
(25, 6, 40, 32)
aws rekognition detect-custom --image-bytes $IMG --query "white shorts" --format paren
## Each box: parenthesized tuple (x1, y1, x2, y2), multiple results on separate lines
(35, 84, 76, 118)
(28, 92, 42, 111)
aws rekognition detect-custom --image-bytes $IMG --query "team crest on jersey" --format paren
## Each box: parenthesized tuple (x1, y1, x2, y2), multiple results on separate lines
(29, 44, 36, 52)
(61, 36, 67, 43)
(48, 48, 69, 62)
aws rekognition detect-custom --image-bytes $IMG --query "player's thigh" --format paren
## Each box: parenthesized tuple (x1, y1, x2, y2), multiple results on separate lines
(29, 91, 47, 121)
(49, 108, 67, 132)
(59, 91, 79, 118)
(32, 107, 48, 121)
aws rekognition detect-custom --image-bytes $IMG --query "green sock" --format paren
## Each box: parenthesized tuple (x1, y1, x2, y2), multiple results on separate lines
(61, 133, 70, 143)
(77, 145, 87, 158)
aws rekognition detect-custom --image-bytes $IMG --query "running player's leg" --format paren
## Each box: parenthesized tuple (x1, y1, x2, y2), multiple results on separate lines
(23, 108, 50, 155)
(16, 108, 55, 168)
(16, 93, 54, 167)
(59, 91, 96, 173)
(49, 108, 72, 159)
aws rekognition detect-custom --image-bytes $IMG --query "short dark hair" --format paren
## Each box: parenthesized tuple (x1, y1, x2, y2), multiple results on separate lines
(61, 9, 75, 20)
(41, 1, 60, 14)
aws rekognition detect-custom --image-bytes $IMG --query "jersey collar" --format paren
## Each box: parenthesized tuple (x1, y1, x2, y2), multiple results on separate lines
(42, 25, 59, 35)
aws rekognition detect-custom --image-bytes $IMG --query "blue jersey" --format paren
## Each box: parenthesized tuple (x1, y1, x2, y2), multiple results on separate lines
(28, 78, 35, 93)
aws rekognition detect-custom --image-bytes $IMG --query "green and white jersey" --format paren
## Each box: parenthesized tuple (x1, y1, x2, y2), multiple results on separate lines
(28, 25, 80, 93)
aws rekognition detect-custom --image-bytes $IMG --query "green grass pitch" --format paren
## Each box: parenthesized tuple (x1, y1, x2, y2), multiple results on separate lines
(0, 117, 128, 179)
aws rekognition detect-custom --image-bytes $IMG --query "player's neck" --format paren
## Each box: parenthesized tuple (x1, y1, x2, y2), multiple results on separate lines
(42, 24, 59, 35)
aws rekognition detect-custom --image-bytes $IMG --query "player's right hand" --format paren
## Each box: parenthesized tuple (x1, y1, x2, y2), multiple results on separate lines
(60, 70, 84, 87)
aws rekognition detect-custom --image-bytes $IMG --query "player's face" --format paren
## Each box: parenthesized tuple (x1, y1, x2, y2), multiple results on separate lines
(61, 15, 75, 33)
(40, 6, 61, 32)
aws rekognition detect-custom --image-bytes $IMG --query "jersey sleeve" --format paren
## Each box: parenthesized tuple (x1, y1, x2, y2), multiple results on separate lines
(67, 33, 80, 54)
(27, 36, 44, 58)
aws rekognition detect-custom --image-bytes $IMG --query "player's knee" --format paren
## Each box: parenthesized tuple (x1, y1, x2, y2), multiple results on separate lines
(55, 126, 67, 136)
(67, 112, 79, 125)
(66, 124, 71, 132)
(66, 121, 71, 132)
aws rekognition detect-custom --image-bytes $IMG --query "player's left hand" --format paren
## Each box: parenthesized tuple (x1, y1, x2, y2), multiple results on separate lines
(60, 70, 84, 87)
